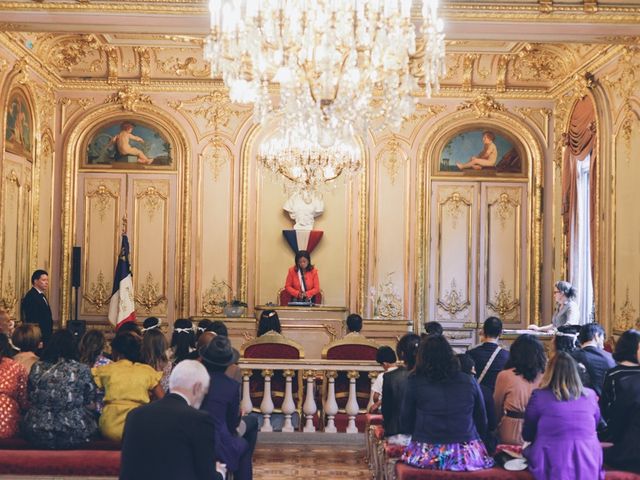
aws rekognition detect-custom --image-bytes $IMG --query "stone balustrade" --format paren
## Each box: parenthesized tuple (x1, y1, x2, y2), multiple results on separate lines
(238, 359, 383, 433)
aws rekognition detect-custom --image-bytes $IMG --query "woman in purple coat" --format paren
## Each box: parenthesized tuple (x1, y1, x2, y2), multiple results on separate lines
(523, 351, 603, 480)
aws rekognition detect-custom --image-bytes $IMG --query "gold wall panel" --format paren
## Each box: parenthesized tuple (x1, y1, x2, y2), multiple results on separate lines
(36, 130, 54, 271)
(372, 138, 408, 318)
(430, 183, 477, 325)
(132, 178, 171, 317)
(480, 184, 527, 325)
(79, 176, 121, 316)
(196, 137, 233, 314)
(0, 157, 30, 319)
(613, 118, 640, 332)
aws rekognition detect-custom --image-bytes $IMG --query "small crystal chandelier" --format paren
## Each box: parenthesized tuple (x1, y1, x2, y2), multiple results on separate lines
(258, 129, 361, 195)
(204, 0, 446, 147)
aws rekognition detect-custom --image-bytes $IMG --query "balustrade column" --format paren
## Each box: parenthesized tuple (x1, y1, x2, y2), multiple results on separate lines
(302, 369, 317, 433)
(324, 370, 339, 433)
(367, 371, 378, 412)
(345, 370, 360, 434)
(281, 369, 296, 433)
(240, 369, 253, 415)
(260, 369, 274, 432)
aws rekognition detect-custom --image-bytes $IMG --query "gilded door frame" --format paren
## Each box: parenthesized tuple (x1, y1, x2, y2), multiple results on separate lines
(416, 108, 544, 330)
(60, 103, 191, 326)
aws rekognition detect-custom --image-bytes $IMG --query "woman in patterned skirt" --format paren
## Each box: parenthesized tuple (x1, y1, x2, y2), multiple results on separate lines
(400, 334, 494, 471)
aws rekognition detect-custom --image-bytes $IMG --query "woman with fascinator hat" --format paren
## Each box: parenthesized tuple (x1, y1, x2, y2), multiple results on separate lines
(200, 335, 258, 480)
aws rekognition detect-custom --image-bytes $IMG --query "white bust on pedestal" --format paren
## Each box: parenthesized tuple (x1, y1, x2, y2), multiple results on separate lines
(283, 192, 324, 230)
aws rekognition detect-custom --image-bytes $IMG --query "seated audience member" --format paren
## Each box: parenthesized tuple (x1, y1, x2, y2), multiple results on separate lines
(257, 310, 282, 337)
(468, 316, 509, 392)
(11, 324, 41, 373)
(79, 329, 111, 368)
(79, 329, 111, 413)
(423, 321, 444, 337)
(141, 328, 172, 392)
(0, 309, 15, 337)
(600, 329, 640, 473)
(23, 330, 97, 448)
(196, 318, 212, 340)
(554, 328, 590, 386)
(400, 335, 494, 471)
(200, 335, 259, 480)
(141, 316, 161, 333)
(572, 323, 615, 396)
(494, 334, 546, 445)
(523, 352, 603, 480)
(458, 353, 497, 454)
(369, 345, 398, 413)
(208, 319, 229, 336)
(170, 318, 196, 365)
(116, 321, 142, 337)
(92, 332, 163, 441)
(381, 333, 420, 446)
(120, 360, 223, 480)
(0, 333, 27, 439)
(0, 334, 16, 357)
(344, 313, 364, 337)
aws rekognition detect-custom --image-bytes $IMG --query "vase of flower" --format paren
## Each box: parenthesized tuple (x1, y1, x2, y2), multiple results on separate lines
(222, 299, 247, 318)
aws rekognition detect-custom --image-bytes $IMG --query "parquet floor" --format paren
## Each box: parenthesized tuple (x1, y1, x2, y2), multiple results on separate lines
(253, 444, 371, 480)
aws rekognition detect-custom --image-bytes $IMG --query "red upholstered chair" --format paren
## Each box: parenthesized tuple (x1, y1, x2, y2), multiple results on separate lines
(322, 334, 379, 432)
(240, 331, 305, 420)
(278, 288, 323, 306)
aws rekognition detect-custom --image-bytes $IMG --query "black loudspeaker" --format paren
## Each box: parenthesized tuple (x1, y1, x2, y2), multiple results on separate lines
(67, 319, 86, 340)
(72, 246, 81, 288)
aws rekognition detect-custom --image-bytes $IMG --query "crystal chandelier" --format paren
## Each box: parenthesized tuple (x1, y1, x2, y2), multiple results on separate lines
(204, 0, 446, 146)
(258, 129, 361, 195)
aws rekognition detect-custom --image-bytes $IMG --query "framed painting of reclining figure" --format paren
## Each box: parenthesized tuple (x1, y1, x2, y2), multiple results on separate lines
(436, 126, 525, 177)
(83, 118, 174, 170)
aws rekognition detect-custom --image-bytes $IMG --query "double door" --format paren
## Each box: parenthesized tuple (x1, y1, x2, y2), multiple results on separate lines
(428, 181, 529, 334)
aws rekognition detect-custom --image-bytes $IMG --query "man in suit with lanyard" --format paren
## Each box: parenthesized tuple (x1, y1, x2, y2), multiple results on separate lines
(21, 269, 53, 345)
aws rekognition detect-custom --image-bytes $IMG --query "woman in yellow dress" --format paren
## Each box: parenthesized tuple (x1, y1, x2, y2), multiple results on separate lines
(92, 332, 164, 441)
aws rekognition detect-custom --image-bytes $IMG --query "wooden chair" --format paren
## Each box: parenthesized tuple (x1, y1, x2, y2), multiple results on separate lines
(240, 331, 305, 431)
(321, 334, 380, 432)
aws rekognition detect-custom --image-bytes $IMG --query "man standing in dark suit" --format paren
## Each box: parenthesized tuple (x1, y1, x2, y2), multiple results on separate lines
(21, 269, 53, 345)
(571, 323, 615, 396)
(468, 316, 509, 392)
(120, 360, 223, 480)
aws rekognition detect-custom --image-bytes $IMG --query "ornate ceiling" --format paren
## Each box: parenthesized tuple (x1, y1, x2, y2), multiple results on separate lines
(1, 0, 639, 97)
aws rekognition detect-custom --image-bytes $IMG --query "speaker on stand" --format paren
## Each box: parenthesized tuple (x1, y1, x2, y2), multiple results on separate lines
(70, 247, 86, 341)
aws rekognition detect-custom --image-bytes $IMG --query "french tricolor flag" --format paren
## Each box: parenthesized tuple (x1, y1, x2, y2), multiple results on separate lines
(108, 234, 136, 330)
(282, 230, 323, 254)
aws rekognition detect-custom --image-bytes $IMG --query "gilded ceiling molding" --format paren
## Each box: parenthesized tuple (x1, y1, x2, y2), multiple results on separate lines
(135, 46, 151, 85)
(462, 54, 477, 92)
(33, 83, 56, 128)
(539, 0, 553, 14)
(104, 45, 118, 84)
(59, 96, 95, 132)
(104, 85, 152, 111)
(457, 92, 507, 117)
(46, 34, 101, 72)
(154, 48, 210, 78)
(510, 44, 565, 83)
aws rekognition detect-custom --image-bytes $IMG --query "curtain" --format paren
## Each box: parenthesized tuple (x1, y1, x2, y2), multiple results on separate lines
(570, 154, 594, 323)
(561, 96, 597, 323)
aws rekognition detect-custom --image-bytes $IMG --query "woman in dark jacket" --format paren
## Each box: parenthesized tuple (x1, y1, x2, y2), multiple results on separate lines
(400, 335, 494, 471)
(599, 329, 640, 473)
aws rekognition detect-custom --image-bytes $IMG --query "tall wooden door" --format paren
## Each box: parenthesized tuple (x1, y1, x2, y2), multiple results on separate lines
(428, 180, 529, 346)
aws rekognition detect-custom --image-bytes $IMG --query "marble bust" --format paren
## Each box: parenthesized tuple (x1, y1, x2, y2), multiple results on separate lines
(283, 192, 324, 230)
